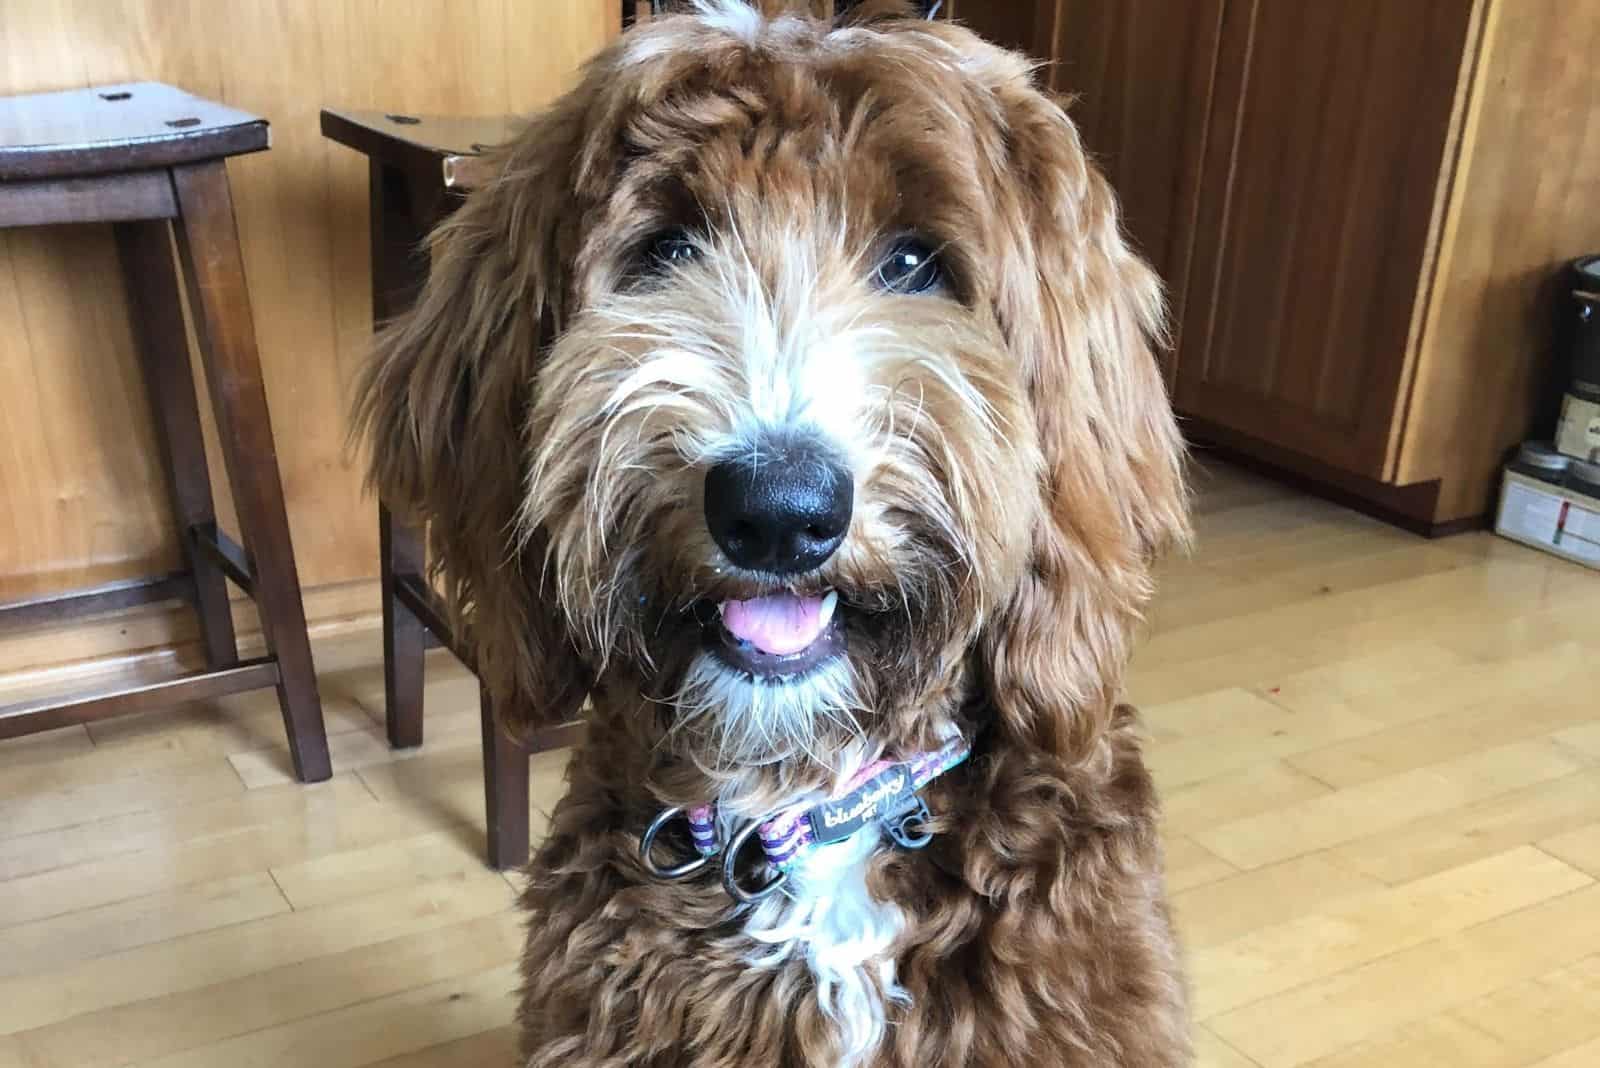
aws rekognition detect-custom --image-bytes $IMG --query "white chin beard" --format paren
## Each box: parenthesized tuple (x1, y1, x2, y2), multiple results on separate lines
(671, 651, 861, 768)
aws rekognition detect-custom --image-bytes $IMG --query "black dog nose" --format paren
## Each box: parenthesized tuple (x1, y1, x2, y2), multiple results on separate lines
(704, 444, 853, 574)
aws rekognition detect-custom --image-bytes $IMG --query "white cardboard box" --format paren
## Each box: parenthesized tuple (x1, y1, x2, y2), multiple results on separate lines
(1495, 469, 1600, 570)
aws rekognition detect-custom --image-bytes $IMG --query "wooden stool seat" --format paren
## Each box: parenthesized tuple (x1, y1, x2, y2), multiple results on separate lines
(0, 82, 332, 783)
(319, 108, 518, 192)
(0, 82, 268, 180)
(322, 105, 581, 869)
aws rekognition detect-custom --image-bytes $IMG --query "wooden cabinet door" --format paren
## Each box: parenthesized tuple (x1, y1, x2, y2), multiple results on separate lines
(954, 1, 1225, 381)
(1038, 1, 1226, 382)
(1176, 0, 1475, 478)
(947, 1, 1055, 56)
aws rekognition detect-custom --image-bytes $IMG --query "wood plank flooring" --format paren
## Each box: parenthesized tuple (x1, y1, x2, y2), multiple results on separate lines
(1, 460, 1597, 1067)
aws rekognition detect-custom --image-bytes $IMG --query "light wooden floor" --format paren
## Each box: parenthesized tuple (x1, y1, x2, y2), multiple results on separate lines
(2, 461, 1598, 1068)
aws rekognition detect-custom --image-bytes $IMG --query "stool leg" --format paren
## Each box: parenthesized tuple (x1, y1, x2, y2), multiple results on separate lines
(481, 684, 530, 870)
(114, 219, 239, 670)
(370, 160, 438, 752)
(170, 160, 332, 784)
(380, 504, 427, 749)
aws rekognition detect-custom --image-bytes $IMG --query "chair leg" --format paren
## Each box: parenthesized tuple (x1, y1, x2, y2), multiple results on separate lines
(369, 159, 439, 752)
(368, 156, 526, 864)
(114, 219, 238, 670)
(481, 685, 531, 870)
(380, 504, 427, 749)
(169, 160, 332, 784)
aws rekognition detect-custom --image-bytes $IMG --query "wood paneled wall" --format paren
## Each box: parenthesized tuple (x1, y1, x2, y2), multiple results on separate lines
(0, 3, 616, 621)
(1397, 0, 1600, 516)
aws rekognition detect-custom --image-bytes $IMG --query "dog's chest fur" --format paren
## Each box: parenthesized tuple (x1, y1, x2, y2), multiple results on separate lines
(740, 829, 905, 1068)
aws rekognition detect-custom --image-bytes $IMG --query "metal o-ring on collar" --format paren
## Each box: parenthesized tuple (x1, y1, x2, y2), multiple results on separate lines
(639, 806, 712, 881)
(722, 819, 788, 904)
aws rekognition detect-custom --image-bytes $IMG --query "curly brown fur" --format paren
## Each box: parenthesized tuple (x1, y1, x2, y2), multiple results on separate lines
(352, 2, 1192, 1065)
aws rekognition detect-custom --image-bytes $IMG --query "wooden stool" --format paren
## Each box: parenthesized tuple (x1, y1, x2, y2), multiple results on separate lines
(0, 83, 331, 782)
(321, 107, 582, 869)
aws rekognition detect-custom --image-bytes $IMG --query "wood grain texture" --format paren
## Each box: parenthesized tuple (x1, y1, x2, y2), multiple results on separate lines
(0, 460, 1593, 1067)
(0, 170, 177, 227)
(0, 657, 280, 740)
(0, 81, 266, 180)
(169, 157, 333, 781)
(1397, 0, 1600, 521)
(1176, 0, 1475, 478)
(945, 0, 1053, 60)
(115, 218, 242, 668)
(961, 0, 1600, 529)
(944, 1, 1221, 384)
(1044, 0, 1222, 380)
(0, 0, 617, 627)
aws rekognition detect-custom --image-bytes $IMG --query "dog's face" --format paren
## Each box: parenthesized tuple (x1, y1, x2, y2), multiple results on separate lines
(357, 1, 1189, 776)
(524, 5, 1046, 768)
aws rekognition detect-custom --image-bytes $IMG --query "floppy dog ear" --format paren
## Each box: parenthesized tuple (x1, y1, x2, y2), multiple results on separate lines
(978, 84, 1191, 761)
(351, 92, 603, 737)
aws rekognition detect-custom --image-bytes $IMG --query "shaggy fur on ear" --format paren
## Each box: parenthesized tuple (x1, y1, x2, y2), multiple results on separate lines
(352, 2, 1193, 1065)
(876, 26, 1193, 1068)
(349, 89, 609, 735)
(970, 48, 1192, 799)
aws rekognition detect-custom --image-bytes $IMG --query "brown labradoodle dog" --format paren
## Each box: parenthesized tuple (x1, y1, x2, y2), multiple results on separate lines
(354, 2, 1192, 1065)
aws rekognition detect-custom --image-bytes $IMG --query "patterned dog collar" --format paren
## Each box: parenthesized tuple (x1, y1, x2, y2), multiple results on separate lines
(640, 735, 971, 903)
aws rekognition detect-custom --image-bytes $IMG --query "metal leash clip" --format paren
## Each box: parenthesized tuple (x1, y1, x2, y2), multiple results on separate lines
(639, 806, 713, 880)
(722, 819, 789, 905)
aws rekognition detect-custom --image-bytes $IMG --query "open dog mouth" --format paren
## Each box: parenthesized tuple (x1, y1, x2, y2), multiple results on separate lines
(704, 590, 845, 680)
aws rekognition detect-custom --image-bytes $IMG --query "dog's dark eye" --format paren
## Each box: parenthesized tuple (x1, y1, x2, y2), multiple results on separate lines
(645, 229, 701, 271)
(876, 237, 942, 295)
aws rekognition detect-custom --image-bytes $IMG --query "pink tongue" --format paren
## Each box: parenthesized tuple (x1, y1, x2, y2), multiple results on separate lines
(720, 593, 828, 656)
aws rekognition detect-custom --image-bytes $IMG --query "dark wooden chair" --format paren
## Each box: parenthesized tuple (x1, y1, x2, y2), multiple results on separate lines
(0, 82, 331, 782)
(321, 107, 583, 870)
